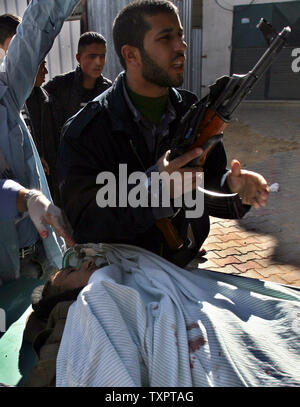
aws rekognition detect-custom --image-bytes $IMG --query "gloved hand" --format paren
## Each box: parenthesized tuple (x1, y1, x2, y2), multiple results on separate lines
(26, 190, 75, 247)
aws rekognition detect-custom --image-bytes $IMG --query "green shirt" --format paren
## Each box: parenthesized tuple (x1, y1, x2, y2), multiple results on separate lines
(126, 86, 169, 125)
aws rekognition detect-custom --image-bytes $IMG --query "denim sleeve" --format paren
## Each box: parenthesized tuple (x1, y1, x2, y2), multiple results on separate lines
(0, 179, 23, 219)
(2, 0, 79, 111)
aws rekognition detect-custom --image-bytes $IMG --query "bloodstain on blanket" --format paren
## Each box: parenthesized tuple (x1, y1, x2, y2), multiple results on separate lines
(186, 322, 199, 331)
(186, 322, 206, 354)
(188, 336, 206, 353)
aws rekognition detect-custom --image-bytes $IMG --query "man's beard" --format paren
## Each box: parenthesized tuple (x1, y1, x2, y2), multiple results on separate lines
(140, 48, 184, 88)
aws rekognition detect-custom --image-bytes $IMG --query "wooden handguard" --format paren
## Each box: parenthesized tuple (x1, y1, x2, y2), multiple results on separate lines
(155, 218, 184, 250)
(189, 108, 228, 150)
(155, 111, 228, 251)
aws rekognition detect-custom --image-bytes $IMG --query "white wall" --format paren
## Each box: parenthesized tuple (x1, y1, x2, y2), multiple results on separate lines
(202, 0, 294, 96)
(46, 20, 80, 80)
(0, 0, 28, 16)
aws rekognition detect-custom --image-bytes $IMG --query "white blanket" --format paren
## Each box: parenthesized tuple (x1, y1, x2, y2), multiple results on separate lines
(56, 244, 300, 387)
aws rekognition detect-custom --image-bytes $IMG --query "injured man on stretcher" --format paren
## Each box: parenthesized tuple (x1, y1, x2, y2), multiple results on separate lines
(24, 243, 300, 387)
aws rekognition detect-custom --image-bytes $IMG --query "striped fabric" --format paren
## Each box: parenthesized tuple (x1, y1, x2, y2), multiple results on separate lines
(56, 244, 300, 387)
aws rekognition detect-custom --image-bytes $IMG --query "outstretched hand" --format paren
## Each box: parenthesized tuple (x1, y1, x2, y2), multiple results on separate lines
(226, 159, 269, 208)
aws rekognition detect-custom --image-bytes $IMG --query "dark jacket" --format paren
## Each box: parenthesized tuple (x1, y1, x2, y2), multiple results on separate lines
(44, 66, 112, 135)
(25, 87, 48, 156)
(25, 87, 61, 205)
(58, 73, 233, 267)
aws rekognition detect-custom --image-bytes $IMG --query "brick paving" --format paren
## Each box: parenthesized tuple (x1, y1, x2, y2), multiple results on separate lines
(187, 103, 300, 288)
(190, 208, 300, 287)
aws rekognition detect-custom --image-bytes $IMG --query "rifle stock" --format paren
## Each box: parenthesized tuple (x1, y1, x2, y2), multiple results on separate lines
(156, 218, 184, 250)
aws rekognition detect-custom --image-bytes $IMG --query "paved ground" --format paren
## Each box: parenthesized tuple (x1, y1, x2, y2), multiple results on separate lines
(188, 101, 300, 288)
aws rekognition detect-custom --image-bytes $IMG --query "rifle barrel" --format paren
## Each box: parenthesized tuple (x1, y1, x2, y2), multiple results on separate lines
(218, 26, 291, 119)
(251, 26, 291, 78)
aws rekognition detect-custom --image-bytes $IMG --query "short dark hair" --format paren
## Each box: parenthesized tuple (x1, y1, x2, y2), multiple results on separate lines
(0, 14, 21, 46)
(113, 0, 178, 69)
(31, 269, 84, 322)
(77, 31, 106, 54)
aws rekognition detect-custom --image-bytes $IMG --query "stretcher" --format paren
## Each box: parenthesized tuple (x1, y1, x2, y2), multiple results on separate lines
(0, 246, 102, 386)
(0, 277, 46, 386)
(1, 244, 299, 387)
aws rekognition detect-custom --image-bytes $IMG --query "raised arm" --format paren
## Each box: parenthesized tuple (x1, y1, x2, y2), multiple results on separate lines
(1, 0, 79, 111)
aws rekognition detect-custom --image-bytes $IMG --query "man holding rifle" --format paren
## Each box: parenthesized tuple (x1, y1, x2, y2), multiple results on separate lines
(59, 0, 269, 267)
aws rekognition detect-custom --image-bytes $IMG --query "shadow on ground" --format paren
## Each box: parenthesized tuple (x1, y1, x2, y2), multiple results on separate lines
(236, 150, 300, 268)
(224, 102, 300, 269)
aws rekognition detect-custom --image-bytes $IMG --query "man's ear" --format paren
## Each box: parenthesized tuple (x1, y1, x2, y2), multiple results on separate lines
(3, 35, 14, 53)
(76, 53, 81, 64)
(121, 45, 141, 68)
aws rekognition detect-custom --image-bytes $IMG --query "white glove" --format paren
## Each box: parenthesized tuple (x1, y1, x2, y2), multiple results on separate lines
(26, 190, 74, 247)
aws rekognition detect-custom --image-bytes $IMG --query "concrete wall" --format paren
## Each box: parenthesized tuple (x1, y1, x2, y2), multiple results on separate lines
(202, 0, 294, 97)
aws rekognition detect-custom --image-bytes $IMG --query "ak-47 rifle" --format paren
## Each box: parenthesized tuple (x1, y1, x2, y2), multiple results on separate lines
(156, 19, 291, 251)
